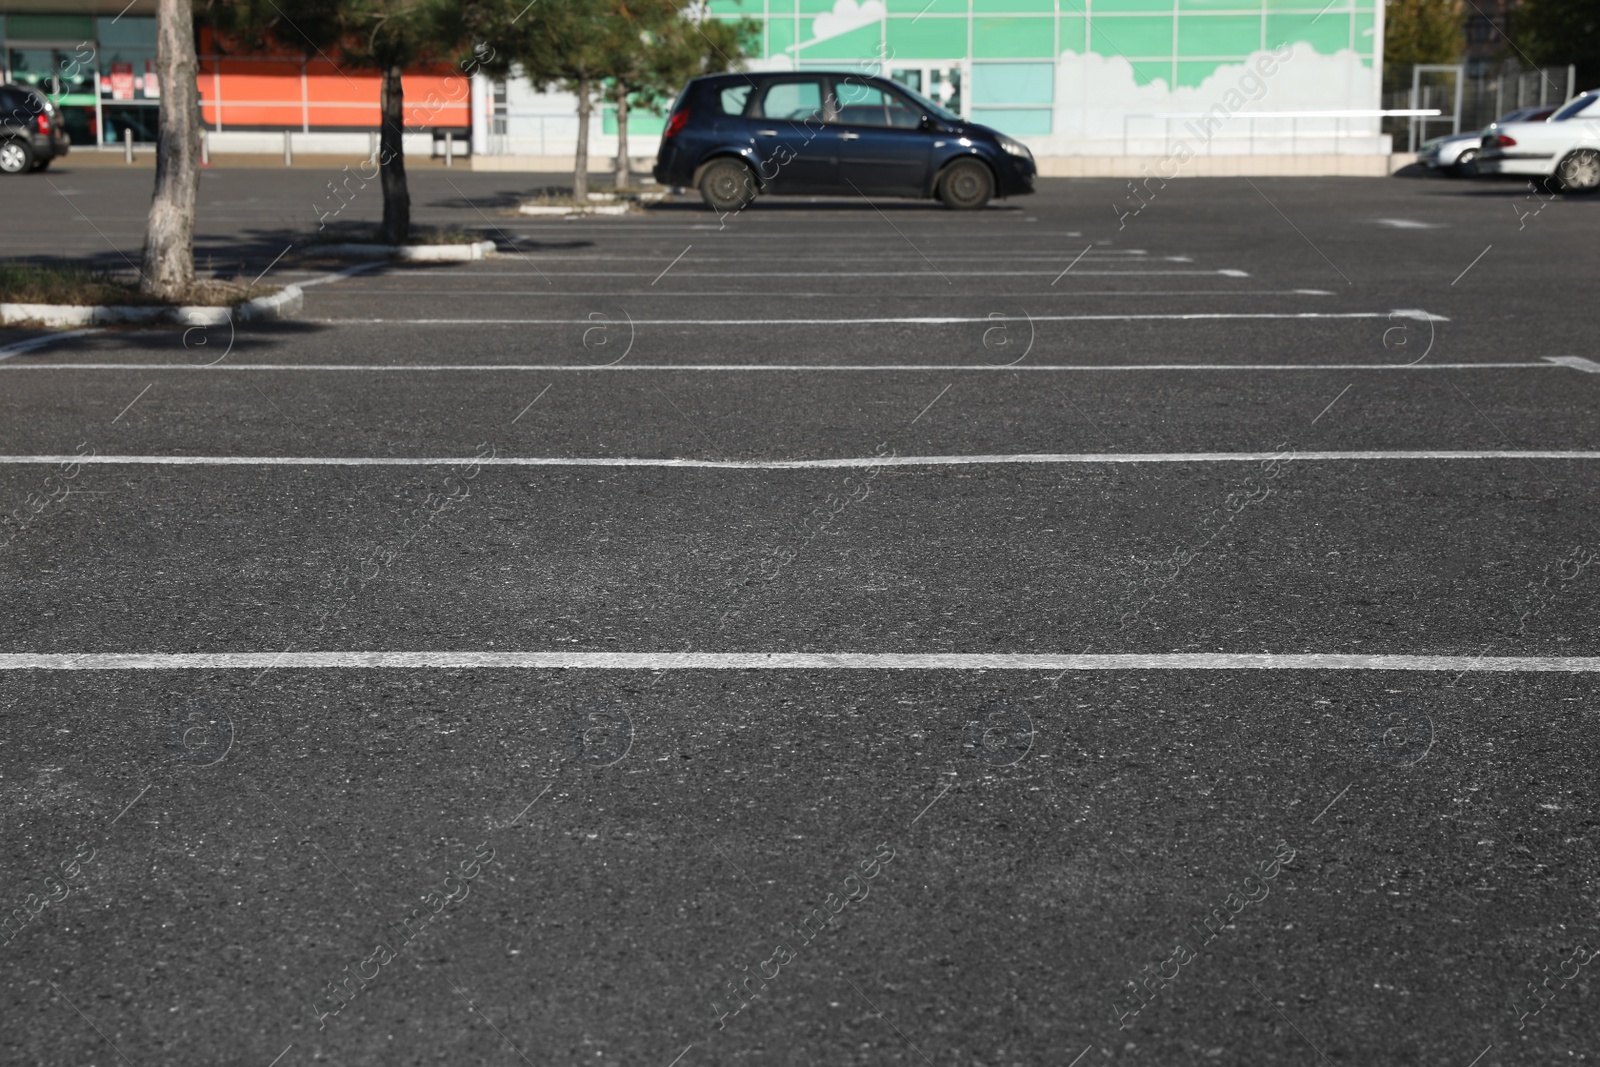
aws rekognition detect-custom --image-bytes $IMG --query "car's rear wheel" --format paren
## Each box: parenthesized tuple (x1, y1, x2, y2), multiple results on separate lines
(699, 159, 758, 213)
(1450, 148, 1478, 177)
(937, 159, 993, 210)
(0, 139, 34, 175)
(1555, 149, 1600, 193)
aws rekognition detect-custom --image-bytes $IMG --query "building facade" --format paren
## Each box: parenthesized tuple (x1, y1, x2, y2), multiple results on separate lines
(0, 6, 468, 156)
(3, 0, 1387, 163)
(486, 0, 1388, 161)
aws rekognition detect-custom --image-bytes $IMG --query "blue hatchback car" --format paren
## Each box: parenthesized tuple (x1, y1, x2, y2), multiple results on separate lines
(652, 71, 1037, 212)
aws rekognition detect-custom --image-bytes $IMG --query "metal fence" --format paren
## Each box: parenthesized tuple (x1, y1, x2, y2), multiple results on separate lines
(1384, 62, 1578, 150)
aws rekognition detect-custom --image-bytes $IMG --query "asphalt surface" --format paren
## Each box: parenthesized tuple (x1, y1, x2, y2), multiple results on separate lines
(2, 164, 1599, 1067)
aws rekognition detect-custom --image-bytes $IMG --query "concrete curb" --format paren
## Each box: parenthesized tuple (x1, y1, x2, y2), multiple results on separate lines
(237, 285, 305, 321)
(0, 284, 304, 329)
(311, 240, 497, 261)
(518, 203, 631, 216)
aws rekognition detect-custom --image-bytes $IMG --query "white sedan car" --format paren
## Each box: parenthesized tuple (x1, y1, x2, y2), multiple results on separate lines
(1477, 90, 1600, 192)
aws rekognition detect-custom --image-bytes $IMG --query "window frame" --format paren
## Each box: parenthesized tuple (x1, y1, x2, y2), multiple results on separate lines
(751, 76, 834, 124)
(824, 76, 924, 130)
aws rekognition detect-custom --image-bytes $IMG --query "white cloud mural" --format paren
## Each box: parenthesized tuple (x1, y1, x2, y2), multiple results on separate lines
(804, 0, 885, 47)
(1044, 44, 1383, 153)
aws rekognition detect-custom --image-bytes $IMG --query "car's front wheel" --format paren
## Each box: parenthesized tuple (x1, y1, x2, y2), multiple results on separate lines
(1555, 149, 1600, 193)
(0, 139, 35, 175)
(699, 158, 758, 213)
(937, 159, 993, 210)
(1450, 148, 1478, 177)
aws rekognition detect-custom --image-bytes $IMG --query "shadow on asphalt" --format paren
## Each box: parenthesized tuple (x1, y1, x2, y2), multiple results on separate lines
(0, 319, 333, 362)
(425, 186, 554, 210)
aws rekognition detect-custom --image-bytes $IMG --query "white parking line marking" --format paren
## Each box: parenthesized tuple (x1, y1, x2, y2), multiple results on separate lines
(461, 251, 1151, 262)
(3, 652, 1597, 671)
(1372, 218, 1446, 229)
(0, 328, 104, 361)
(296, 262, 385, 288)
(1544, 356, 1600, 373)
(324, 270, 1240, 278)
(0, 361, 1549, 373)
(304, 290, 1330, 300)
(2, 451, 1595, 469)
(309, 312, 1447, 326)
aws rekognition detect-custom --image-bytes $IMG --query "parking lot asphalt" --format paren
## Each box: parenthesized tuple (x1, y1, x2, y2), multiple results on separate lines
(2, 165, 1599, 1067)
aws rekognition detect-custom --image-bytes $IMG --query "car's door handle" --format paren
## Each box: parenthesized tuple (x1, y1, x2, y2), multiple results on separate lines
(756, 129, 778, 136)
(838, 132, 861, 140)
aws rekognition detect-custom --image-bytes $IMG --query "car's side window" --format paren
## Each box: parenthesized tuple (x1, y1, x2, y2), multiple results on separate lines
(754, 79, 827, 123)
(883, 89, 921, 129)
(719, 84, 752, 116)
(830, 83, 921, 129)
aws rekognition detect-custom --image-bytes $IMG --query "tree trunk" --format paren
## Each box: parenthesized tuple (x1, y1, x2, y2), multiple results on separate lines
(140, 0, 200, 300)
(614, 88, 630, 191)
(378, 62, 410, 245)
(573, 72, 591, 200)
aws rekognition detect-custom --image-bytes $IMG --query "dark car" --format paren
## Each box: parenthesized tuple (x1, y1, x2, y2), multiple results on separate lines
(653, 71, 1036, 212)
(0, 84, 70, 174)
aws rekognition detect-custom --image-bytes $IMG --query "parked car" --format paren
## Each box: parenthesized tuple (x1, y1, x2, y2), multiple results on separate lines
(653, 72, 1036, 212)
(1419, 106, 1555, 176)
(1476, 89, 1600, 191)
(0, 84, 70, 174)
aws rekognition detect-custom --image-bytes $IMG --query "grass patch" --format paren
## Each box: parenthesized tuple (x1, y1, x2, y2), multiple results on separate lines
(0, 262, 280, 307)
(0, 263, 161, 306)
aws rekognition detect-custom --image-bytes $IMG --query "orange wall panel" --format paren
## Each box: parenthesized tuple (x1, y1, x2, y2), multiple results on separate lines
(304, 61, 379, 105)
(196, 49, 472, 129)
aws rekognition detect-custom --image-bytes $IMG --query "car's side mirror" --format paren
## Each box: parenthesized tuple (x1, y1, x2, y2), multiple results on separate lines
(920, 114, 939, 131)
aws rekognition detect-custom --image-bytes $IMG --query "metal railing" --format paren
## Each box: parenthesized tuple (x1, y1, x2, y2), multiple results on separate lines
(1385, 63, 1577, 147)
(1119, 109, 1439, 157)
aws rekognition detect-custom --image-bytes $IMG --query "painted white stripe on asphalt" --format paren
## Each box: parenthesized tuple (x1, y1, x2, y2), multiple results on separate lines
(379, 255, 1154, 268)
(1373, 219, 1446, 229)
(295, 262, 384, 288)
(310, 312, 1447, 326)
(1, 451, 1596, 469)
(0, 362, 1550, 373)
(307, 290, 1327, 300)
(324, 270, 1239, 278)
(0, 329, 104, 361)
(2, 652, 1596, 671)
(1545, 356, 1600, 373)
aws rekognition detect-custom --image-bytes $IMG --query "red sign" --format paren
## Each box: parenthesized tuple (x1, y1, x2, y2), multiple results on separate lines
(109, 62, 134, 100)
(143, 59, 159, 97)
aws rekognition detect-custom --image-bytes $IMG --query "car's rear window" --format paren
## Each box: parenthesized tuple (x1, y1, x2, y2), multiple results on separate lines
(718, 84, 751, 116)
(753, 79, 826, 122)
(1552, 94, 1600, 120)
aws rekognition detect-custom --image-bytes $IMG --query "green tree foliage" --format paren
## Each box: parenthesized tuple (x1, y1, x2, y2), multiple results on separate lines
(478, 0, 615, 198)
(206, 0, 471, 243)
(1516, 0, 1600, 82)
(1384, 0, 1465, 88)
(481, 0, 755, 196)
(601, 5, 756, 189)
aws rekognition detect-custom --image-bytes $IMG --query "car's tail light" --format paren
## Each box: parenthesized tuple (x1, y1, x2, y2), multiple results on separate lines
(35, 109, 50, 135)
(664, 109, 690, 139)
(1492, 134, 1516, 147)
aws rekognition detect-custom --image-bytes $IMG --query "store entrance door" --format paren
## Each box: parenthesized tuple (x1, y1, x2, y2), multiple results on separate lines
(885, 62, 966, 121)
